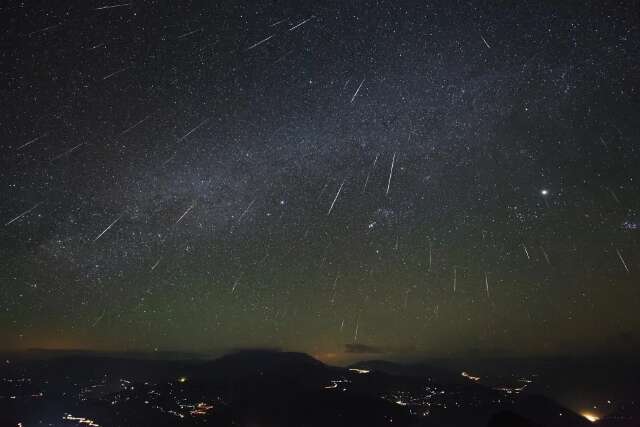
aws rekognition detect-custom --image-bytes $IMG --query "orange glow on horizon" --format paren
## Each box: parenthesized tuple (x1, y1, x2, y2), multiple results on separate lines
(581, 412, 600, 423)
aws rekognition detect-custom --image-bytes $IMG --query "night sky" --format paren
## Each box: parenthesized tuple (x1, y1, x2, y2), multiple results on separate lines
(1, 0, 639, 361)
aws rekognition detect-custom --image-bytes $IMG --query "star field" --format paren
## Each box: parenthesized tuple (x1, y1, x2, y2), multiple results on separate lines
(1, 0, 639, 360)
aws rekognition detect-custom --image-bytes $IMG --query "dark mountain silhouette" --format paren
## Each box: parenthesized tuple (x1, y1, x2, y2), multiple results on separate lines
(488, 410, 539, 427)
(4, 350, 635, 427)
(350, 359, 461, 383)
(188, 350, 427, 426)
(197, 349, 327, 377)
(510, 395, 592, 427)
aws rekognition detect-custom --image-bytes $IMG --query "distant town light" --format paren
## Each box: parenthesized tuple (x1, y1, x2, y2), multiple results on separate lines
(190, 402, 214, 416)
(582, 412, 600, 423)
(461, 371, 480, 381)
(62, 414, 100, 427)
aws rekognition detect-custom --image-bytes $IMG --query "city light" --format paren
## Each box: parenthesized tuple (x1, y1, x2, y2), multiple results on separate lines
(190, 402, 214, 416)
(582, 412, 600, 423)
(62, 414, 100, 427)
(461, 371, 480, 381)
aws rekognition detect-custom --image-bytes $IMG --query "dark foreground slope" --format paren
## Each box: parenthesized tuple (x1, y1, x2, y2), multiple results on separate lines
(2, 350, 635, 427)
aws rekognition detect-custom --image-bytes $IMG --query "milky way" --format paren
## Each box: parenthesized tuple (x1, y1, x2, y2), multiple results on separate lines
(1, 0, 639, 360)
